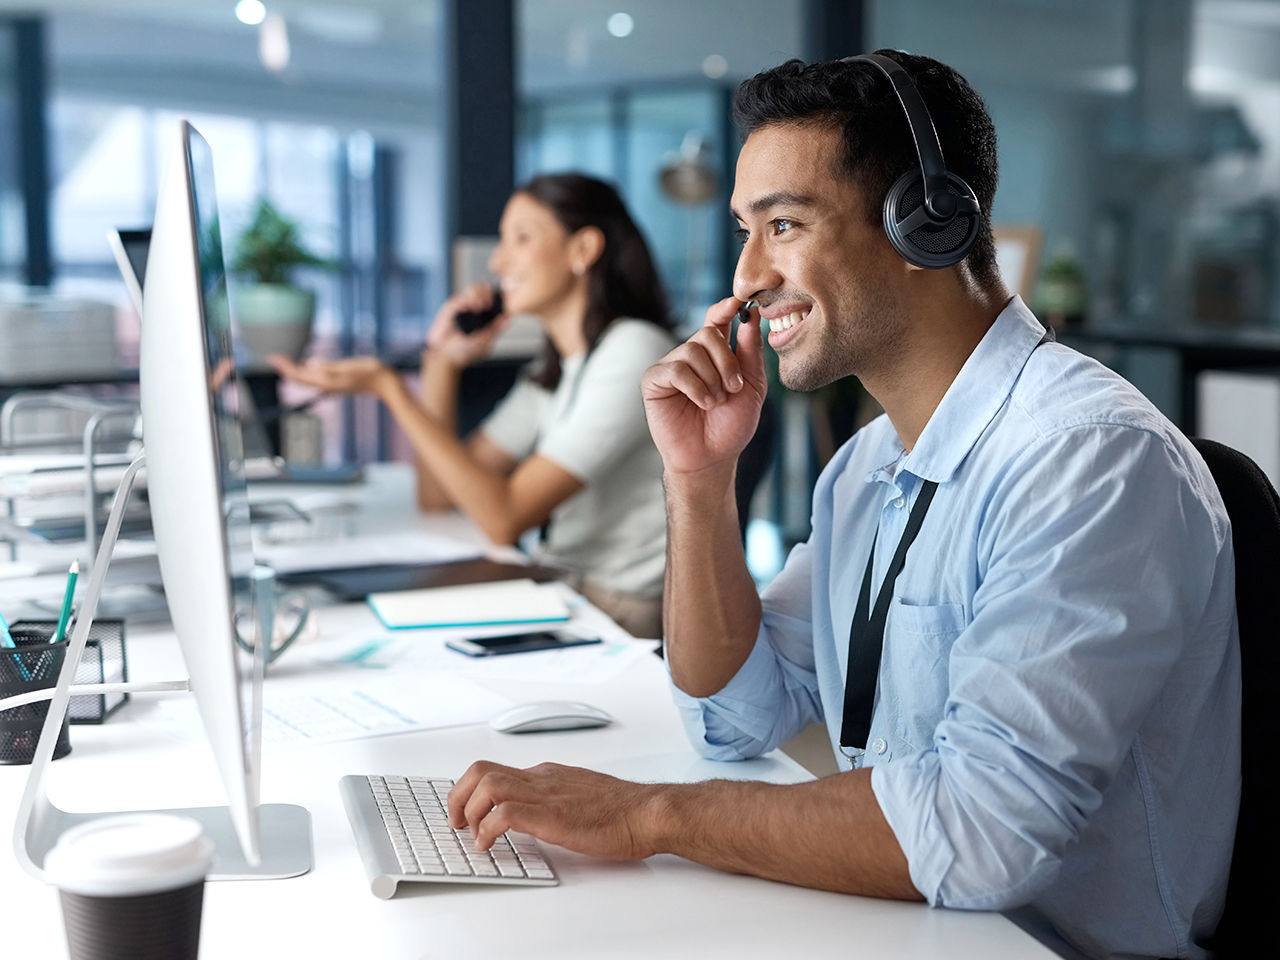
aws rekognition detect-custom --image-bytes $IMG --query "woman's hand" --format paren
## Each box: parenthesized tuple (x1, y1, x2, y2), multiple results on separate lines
(425, 282, 510, 369)
(268, 354, 397, 399)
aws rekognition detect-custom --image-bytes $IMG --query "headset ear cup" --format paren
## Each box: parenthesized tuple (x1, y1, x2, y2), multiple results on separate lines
(881, 169, 981, 269)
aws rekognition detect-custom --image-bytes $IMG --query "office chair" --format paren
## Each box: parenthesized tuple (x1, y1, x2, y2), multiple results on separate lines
(1190, 438, 1280, 958)
(735, 394, 779, 542)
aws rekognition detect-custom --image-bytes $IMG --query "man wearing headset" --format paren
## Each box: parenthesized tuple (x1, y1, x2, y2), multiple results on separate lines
(449, 51, 1240, 960)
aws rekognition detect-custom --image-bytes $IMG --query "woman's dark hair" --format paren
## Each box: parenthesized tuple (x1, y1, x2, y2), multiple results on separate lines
(516, 172, 672, 389)
(732, 50, 1001, 289)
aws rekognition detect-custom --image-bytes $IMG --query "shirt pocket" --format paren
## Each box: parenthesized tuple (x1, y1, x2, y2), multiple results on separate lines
(883, 598, 967, 751)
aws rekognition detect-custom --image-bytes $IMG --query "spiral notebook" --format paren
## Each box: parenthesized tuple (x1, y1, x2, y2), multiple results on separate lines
(366, 578, 571, 630)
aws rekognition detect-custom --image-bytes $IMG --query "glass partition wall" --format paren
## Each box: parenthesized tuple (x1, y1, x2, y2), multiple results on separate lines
(519, 85, 732, 331)
(32, 5, 448, 464)
(870, 0, 1280, 425)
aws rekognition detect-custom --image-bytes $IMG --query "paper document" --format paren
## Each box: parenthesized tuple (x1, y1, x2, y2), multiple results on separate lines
(367, 578, 570, 630)
(262, 672, 511, 746)
(255, 530, 483, 575)
(338, 633, 657, 685)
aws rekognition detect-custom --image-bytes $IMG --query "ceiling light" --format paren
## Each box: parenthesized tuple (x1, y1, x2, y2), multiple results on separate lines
(235, 0, 266, 27)
(607, 12, 634, 38)
(259, 13, 291, 73)
(702, 54, 727, 79)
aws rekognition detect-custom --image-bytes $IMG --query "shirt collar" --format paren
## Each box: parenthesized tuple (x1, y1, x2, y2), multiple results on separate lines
(901, 295, 1049, 484)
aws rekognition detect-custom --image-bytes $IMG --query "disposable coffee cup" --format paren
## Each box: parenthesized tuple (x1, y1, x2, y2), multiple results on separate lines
(45, 813, 214, 960)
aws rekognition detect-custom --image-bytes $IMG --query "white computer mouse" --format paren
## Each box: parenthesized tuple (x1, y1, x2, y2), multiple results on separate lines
(488, 700, 615, 734)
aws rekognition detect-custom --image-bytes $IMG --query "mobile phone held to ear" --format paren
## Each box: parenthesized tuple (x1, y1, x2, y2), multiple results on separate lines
(455, 288, 503, 335)
(445, 630, 602, 658)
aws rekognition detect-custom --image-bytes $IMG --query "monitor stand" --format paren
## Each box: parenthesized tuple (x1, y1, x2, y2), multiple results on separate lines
(9, 454, 313, 881)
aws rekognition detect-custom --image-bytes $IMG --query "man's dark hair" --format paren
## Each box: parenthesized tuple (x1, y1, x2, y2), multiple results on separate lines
(517, 172, 672, 390)
(733, 50, 1001, 288)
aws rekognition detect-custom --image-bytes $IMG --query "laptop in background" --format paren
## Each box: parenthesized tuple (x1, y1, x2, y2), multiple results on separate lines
(108, 225, 363, 486)
(107, 227, 151, 315)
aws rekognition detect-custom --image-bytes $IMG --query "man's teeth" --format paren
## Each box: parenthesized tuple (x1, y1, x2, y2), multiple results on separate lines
(768, 311, 807, 333)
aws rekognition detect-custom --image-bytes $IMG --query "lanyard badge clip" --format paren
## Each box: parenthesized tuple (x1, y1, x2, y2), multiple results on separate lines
(839, 745, 866, 769)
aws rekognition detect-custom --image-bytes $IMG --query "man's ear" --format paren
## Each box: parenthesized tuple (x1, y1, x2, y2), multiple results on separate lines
(569, 225, 605, 274)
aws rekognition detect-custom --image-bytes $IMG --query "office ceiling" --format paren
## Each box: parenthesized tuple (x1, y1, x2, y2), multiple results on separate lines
(3, 0, 1280, 110)
(1, 0, 806, 93)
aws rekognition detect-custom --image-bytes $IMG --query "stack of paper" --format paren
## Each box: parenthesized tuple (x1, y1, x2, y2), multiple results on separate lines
(367, 578, 570, 630)
(256, 530, 482, 575)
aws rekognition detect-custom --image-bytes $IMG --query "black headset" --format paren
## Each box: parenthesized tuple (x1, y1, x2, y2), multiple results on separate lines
(843, 53, 981, 269)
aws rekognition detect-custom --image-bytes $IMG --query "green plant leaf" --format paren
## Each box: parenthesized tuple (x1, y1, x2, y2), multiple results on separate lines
(230, 198, 334, 286)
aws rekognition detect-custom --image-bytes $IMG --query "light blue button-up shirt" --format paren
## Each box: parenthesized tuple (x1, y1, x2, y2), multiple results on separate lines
(672, 297, 1241, 960)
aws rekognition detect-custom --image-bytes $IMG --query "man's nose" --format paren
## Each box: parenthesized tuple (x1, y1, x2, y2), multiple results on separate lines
(733, 236, 781, 303)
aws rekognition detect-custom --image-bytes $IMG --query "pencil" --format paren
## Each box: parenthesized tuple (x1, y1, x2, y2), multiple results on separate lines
(51, 560, 79, 645)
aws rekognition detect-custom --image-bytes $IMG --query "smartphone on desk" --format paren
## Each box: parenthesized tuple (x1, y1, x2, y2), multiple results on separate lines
(445, 630, 602, 658)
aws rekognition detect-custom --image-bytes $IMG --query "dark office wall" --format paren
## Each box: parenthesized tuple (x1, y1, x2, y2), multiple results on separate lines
(445, 0, 516, 273)
(8, 17, 50, 287)
(805, 0, 865, 60)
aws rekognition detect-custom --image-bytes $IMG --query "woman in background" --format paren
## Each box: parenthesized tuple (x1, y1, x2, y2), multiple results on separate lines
(272, 173, 676, 638)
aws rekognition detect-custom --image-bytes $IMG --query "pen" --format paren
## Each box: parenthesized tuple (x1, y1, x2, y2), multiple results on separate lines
(51, 559, 79, 645)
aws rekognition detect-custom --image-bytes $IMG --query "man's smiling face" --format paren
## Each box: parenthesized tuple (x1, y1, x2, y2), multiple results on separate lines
(731, 122, 909, 391)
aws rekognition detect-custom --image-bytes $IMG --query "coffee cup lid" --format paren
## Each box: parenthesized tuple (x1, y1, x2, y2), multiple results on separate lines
(45, 814, 214, 897)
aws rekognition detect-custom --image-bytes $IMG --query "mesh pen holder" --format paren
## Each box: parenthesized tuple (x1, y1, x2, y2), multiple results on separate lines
(0, 632, 71, 765)
(10, 619, 128, 724)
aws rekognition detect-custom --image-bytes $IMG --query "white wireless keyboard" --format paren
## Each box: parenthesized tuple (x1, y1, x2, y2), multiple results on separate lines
(339, 774, 559, 899)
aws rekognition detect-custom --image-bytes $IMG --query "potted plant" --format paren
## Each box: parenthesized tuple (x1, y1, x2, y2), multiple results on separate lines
(230, 198, 330, 364)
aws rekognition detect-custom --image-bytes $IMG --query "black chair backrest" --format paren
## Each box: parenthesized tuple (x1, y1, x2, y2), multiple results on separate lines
(1191, 437, 1280, 957)
(735, 394, 778, 541)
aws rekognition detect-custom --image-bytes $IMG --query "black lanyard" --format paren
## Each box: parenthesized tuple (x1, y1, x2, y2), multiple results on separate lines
(836, 321, 1052, 760)
(839, 478, 939, 758)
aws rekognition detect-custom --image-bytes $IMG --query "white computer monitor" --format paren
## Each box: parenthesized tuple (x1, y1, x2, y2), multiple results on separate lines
(136, 119, 312, 877)
(11, 120, 310, 881)
(141, 119, 262, 862)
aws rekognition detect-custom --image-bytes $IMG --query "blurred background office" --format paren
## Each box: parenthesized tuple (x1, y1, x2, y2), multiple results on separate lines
(3, 0, 1280, 575)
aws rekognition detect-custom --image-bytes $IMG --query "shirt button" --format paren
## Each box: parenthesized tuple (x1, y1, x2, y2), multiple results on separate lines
(893, 497, 905, 508)
(871, 738, 887, 755)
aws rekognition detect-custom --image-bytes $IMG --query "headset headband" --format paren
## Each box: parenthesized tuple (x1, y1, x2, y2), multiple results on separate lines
(843, 52, 956, 220)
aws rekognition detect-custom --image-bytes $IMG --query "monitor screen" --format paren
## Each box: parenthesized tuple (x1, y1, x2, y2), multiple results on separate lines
(185, 127, 262, 806)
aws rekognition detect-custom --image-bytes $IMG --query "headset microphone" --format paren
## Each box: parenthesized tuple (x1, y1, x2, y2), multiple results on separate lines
(844, 53, 981, 269)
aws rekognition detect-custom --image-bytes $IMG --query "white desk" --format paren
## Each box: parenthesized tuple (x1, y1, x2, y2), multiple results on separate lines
(0, 467, 1060, 959)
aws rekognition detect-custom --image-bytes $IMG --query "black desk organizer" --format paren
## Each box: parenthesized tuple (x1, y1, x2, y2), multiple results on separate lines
(0, 631, 71, 764)
(10, 619, 128, 724)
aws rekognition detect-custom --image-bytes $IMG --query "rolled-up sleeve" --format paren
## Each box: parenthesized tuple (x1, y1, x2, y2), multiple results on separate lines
(670, 539, 825, 760)
(872, 425, 1230, 909)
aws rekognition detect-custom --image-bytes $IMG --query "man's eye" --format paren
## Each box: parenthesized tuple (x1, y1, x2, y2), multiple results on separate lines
(733, 227, 749, 245)
(772, 218, 795, 234)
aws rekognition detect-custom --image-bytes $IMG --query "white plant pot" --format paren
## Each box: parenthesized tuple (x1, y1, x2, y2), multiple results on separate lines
(232, 284, 316, 364)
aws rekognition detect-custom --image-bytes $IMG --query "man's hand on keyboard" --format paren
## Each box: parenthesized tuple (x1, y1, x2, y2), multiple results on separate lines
(448, 760, 663, 860)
